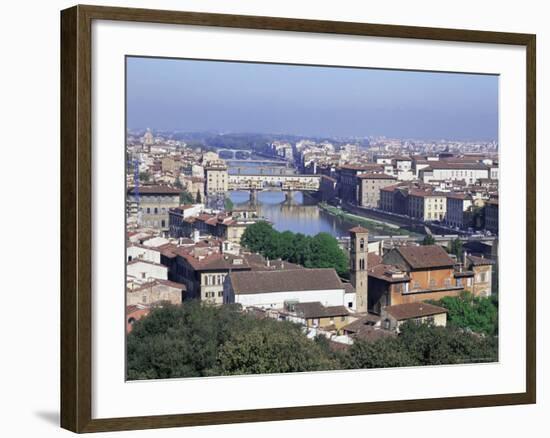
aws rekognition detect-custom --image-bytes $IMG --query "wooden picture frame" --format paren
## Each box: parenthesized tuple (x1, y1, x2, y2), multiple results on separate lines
(60, 4, 536, 433)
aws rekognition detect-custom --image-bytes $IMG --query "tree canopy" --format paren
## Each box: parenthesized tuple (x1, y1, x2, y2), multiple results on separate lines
(428, 292, 498, 336)
(127, 302, 498, 380)
(240, 221, 348, 275)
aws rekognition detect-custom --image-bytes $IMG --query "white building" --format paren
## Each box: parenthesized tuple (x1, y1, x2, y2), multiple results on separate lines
(419, 162, 490, 185)
(127, 259, 168, 282)
(224, 268, 355, 310)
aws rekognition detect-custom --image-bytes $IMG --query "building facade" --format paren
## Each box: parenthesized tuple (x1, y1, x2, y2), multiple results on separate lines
(357, 173, 397, 207)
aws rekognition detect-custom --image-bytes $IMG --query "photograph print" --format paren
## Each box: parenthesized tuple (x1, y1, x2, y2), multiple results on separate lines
(125, 57, 499, 381)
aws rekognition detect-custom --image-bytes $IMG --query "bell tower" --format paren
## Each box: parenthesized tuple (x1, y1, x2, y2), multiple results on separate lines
(349, 226, 369, 313)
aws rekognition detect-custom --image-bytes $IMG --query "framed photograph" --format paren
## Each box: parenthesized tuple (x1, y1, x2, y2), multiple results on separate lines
(60, 4, 536, 433)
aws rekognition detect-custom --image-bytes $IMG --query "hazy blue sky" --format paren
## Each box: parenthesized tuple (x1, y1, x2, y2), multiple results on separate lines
(126, 56, 498, 141)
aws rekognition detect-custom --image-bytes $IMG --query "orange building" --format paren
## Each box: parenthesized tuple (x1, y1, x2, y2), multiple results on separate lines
(368, 245, 465, 313)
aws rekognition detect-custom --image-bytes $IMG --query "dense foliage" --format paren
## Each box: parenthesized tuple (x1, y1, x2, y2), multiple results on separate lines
(428, 292, 499, 336)
(127, 303, 498, 380)
(179, 190, 194, 204)
(127, 302, 336, 379)
(241, 221, 349, 275)
(449, 238, 464, 259)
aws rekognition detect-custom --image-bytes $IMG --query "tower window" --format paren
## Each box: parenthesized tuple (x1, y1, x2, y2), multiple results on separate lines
(359, 238, 365, 250)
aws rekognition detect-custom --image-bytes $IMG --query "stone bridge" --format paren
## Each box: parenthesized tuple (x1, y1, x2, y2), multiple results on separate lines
(228, 174, 320, 192)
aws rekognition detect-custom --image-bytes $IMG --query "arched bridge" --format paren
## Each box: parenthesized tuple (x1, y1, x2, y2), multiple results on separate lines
(228, 174, 320, 192)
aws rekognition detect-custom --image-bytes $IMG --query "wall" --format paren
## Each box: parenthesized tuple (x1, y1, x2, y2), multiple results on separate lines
(234, 288, 346, 308)
(1, 1, 546, 438)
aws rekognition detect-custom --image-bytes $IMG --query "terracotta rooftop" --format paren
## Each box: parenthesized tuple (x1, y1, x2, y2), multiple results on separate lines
(368, 264, 410, 283)
(228, 268, 343, 295)
(349, 226, 369, 234)
(357, 173, 397, 180)
(466, 255, 495, 266)
(393, 245, 455, 270)
(294, 302, 349, 319)
(126, 185, 181, 195)
(384, 302, 448, 321)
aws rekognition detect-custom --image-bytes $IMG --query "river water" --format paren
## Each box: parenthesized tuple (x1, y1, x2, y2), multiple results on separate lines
(228, 190, 357, 238)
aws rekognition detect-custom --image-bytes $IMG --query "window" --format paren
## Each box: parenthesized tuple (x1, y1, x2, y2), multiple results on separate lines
(359, 238, 364, 250)
(348, 302, 353, 308)
(479, 272, 487, 282)
(429, 278, 436, 288)
(218, 291, 223, 297)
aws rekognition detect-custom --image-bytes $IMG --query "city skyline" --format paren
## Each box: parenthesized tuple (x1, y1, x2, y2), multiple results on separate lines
(126, 57, 499, 141)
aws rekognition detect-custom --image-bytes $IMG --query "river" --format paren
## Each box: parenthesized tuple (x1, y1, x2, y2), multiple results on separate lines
(228, 190, 356, 237)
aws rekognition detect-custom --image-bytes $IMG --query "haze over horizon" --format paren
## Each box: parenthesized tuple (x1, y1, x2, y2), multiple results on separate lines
(126, 57, 499, 142)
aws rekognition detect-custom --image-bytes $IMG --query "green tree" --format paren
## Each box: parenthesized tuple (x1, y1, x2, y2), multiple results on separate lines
(450, 238, 463, 259)
(308, 232, 349, 276)
(217, 321, 337, 375)
(422, 234, 435, 245)
(241, 224, 348, 275)
(398, 321, 497, 365)
(195, 190, 202, 203)
(241, 221, 277, 254)
(126, 302, 337, 380)
(344, 337, 418, 369)
(428, 292, 498, 336)
(224, 197, 234, 211)
(179, 191, 194, 204)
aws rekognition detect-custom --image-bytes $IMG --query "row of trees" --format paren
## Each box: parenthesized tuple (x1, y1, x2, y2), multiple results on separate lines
(240, 221, 349, 276)
(127, 303, 498, 380)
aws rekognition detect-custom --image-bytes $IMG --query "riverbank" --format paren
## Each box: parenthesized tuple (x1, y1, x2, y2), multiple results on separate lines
(318, 202, 417, 237)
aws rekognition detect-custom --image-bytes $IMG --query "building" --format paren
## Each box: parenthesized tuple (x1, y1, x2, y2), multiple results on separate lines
(293, 302, 353, 330)
(168, 204, 204, 237)
(446, 193, 474, 229)
(419, 162, 490, 185)
(126, 279, 186, 306)
(224, 268, 355, 310)
(466, 255, 494, 297)
(127, 259, 168, 282)
(484, 199, 499, 234)
(171, 244, 251, 304)
(338, 164, 384, 204)
(408, 188, 447, 222)
(357, 173, 397, 207)
(204, 162, 228, 197)
(126, 185, 181, 231)
(170, 211, 259, 244)
(368, 245, 464, 313)
(319, 175, 338, 202)
(349, 227, 369, 313)
(381, 302, 448, 331)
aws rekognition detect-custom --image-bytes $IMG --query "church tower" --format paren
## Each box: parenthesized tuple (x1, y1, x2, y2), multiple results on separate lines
(349, 226, 369, 313)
